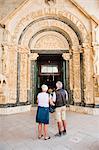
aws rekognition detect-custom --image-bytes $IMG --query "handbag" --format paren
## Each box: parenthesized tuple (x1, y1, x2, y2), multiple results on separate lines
(49, 105, 55, 113)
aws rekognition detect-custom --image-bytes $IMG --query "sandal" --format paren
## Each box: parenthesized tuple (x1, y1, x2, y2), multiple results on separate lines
(38, 134, 43, 139)
(44, 136, 51, 140)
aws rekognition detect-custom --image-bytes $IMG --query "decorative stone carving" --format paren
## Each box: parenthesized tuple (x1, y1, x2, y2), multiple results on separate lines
(19, 53, 28, 102)
(1, 44, 7, 74)
(69, 49, 73, 91)
(17, 46, 29, 54)
(83, 43, 94, 104)
(72, 46, 81, 104)
(30, 53, 39, 60)
(18, 18, 78, 48)
(0, 74, 8, 104)
(62, 53, 70, 60)
(93, 26, 99, 87)
(3, 29, 11, 43)
(13, 9, 88, 44)
(94, 47, 99, 76)
(93, 26, 99, 89)
(1, 43, 18, 104)
(34, 34, 68, 50)
(93, 44, 99, 92)
(45, 0, 55, 5)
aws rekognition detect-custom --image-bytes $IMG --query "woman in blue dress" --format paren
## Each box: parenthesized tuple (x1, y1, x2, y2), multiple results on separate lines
(36, 84, 51, 140)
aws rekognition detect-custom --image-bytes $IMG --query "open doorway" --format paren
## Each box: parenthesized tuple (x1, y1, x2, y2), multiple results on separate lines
(32, 53, 70, 104)
(36, 54, 64, 93)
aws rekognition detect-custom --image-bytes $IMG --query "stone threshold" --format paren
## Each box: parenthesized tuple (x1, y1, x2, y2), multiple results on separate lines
(1, 105, 99, 115)
(0, 105, 31, 115)
(69, 105, 99, 115)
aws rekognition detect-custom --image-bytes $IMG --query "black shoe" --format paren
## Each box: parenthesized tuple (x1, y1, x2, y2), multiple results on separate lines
(62, 130, 67, 135)
(55, 132, 62, 137)
(44, 136, 51, 140)
(38, 134, 43, 139)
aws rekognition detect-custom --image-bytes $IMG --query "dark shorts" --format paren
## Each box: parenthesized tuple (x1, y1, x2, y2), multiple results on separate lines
(36, 106, 49, 124)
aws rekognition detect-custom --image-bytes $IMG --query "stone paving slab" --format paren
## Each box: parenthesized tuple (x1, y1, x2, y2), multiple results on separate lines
(0, 108, 99, 150)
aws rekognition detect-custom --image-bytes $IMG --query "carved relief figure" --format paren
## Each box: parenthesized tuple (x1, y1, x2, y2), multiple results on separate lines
(45, 0, 55, 5)
(0, 74, 8, 101)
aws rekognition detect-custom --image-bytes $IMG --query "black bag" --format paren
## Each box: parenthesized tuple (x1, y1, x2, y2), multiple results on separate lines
(49, 105, 55, 113)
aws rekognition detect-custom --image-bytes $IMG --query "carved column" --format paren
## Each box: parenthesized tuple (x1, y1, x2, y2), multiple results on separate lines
(27, 52, 31, 104)
(0, 44, 3, 74)
(83, 43, 94, 107)
(0, 44, 17, 104)
(72, 46, 81, 105)
(30, 53, 39, 105)
(18, 47, 29, 103)
(93, 43, 99, 107)
(68, 50, 74, 104)
(62, 52, 71, 104)
(6, 44, 17, 104)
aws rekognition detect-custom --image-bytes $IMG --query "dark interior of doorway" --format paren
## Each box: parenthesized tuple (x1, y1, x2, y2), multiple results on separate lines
(40, 75, 60, 89)
(37, 54, 63, 92)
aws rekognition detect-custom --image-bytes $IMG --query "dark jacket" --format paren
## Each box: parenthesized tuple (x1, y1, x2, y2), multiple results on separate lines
(55, 89, 68, 107)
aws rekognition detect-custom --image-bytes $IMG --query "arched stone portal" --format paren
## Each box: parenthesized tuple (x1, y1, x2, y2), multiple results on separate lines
(14, 10, 84, 106)
(0, 7, 96, 113)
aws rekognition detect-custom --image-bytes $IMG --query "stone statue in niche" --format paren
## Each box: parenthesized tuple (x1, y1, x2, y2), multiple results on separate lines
(0, 74, 8, 102)
(45, 0, 55, 5)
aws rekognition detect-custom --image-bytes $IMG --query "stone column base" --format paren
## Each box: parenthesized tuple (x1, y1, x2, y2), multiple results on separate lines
(94, 97, 99, 107)
(0, 105, 31, 115)
(69, 105, 99, 115)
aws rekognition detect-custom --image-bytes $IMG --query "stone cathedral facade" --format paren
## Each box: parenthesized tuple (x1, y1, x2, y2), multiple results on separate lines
(0, 0, 99, 114)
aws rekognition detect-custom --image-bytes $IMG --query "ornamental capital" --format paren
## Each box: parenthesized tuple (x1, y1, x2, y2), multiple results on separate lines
(30, 53, 39, 60)
(82, 42, 91, 48)
(62, 53, 70, 60)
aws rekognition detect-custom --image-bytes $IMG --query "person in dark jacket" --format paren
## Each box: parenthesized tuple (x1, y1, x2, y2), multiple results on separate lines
(54, 81, 68, 136)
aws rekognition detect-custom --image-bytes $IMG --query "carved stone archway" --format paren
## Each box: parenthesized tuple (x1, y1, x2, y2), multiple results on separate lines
(1, 8, 94, 108)
(11, 9, 89, 106)
(11, 9, 89, 45)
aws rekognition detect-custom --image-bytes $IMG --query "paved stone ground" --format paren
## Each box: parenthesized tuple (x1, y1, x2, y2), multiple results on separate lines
(0, 107, 99, 150)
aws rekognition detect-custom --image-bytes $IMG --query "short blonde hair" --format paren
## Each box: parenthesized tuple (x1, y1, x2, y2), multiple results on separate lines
(41, 84, 48, 92)
(56, 81, 63, 89)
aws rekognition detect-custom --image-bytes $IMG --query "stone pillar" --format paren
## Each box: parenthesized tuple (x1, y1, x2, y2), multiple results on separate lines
(93, 44, 99, 88)
(68, 50, 74, 104)
(30, 53, 39, 105)
(69, 54, 73, 92)
(0, 43, 9, 105)
(93, 43, 99, 107)
(18, 47, 29, 103)
(72, 46, 81, 105)
(27, 53, 31, 104)
(0, 43, 17, 105)
(5, 44, 17, 104)
(83, 43, 94, 107)
(0, 44, 2, 74)
(62, 52, 71, 104)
